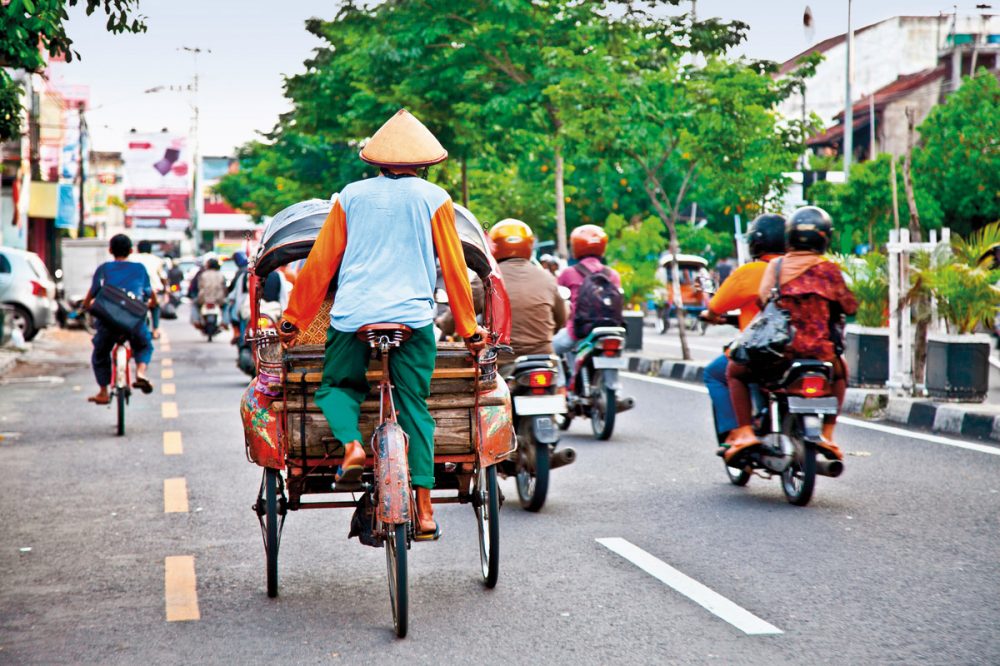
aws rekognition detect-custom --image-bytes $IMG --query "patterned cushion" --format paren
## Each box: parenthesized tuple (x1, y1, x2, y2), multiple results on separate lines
(295, 298, 333, 346)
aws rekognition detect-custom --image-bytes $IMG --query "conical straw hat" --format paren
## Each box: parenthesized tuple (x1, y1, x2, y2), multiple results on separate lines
(359, 109, 448, 167)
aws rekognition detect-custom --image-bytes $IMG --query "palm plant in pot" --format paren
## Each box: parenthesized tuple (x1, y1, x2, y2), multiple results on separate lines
(836, 253, 890, 387)
(910, 222, 1000, 401)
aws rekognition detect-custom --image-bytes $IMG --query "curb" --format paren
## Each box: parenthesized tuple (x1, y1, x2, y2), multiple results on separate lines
(626, 353, 1000, 444)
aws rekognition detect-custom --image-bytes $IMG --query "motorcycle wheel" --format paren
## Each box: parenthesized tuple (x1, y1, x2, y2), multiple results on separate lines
(781, 416, 817, 506)
(515, 420, 549, 512)
(590, 369, 617, 440)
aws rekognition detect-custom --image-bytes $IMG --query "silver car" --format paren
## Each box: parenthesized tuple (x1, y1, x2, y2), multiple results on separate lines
(0, 247, 57, 341)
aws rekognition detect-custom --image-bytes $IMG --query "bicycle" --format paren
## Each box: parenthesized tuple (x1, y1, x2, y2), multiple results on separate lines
(110, 336, 132, 436)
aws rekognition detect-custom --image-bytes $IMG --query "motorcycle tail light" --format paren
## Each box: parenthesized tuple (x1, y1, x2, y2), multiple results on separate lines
(30, 280, 47, 297)
(529, 370, 554, 389)
(796, 374, 829, 396)
(599, 337, 622, 356)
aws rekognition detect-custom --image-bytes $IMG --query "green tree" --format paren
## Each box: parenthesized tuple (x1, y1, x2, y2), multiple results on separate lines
(809, 153, 942, 253)
(915, 69, 1000, 236)
(0, 0, 146, 140)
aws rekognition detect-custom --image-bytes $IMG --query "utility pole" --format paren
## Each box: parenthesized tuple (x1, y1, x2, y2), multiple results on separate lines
(76, 108, 87, 238)
(843, 0, 855, 179)
(180, 46, 210, 253)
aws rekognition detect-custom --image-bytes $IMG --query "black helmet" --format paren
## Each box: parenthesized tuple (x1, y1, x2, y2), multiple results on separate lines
(746, 214, 786, 260)
(786, 206, 833, 253)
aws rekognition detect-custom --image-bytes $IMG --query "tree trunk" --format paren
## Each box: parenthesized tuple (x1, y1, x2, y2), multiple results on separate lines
(554, 144, 567, 259)
(666, 225, 692, 361)
(460, 156, 469, 209)
(902, 106, 927, 388)
(902, 107, 922, 242)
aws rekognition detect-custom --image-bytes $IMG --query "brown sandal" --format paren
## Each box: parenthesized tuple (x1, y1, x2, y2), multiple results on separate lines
(87, 394, 110, 405)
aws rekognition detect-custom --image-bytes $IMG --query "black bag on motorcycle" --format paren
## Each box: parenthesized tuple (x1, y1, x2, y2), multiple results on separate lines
(572, 263, 624, 339)
(89, 284, 149, 334)
(729, 259, 793, 368)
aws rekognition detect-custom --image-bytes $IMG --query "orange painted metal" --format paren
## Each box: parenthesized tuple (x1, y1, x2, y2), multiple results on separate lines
(476, 376, 515, 466)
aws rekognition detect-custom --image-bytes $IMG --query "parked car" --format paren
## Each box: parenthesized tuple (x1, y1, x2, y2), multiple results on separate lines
(0, 247, 58, 341)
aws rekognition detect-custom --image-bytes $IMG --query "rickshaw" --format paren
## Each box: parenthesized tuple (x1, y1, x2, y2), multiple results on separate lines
(239, 198, 514, 637)
(652, 253, 715, 335)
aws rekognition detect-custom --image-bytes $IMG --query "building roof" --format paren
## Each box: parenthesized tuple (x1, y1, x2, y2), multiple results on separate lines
(806, 66, 947, 146)
(778, 16, 939, 76)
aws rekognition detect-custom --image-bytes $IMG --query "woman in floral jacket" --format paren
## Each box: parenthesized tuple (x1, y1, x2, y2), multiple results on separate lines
(724, 207, 857, 464)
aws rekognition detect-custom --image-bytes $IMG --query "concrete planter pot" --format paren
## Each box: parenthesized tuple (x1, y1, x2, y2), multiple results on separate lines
(925, 333, 991, 402)
(844, 325, 889, 388)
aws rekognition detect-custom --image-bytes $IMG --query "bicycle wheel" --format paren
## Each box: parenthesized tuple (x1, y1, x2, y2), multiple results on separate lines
(385, 523, 408, 637)
(264, 468, 280, 597)
(116, 389, 125, 436)
(474, 465, 500, 588)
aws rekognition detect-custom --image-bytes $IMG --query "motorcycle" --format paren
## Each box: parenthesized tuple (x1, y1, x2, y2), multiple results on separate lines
(200, 302, 222, 342)
(160, 285, 181, 320)
(720, 360, 844, 507)
(558, 326, 635, 440)
(500, 353, 575, 511)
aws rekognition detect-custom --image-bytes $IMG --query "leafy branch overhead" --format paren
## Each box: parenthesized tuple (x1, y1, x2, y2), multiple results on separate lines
(0, 0, 146, 140)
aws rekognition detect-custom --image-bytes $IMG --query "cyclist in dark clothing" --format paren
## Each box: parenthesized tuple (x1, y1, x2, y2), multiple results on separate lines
(82, 234, 156, 405)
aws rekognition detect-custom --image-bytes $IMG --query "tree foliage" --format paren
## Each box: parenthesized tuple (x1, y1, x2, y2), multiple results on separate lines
(0, 0, 146, 140)
(809, 153, 942, 253)
(914, 70, 1000, 236)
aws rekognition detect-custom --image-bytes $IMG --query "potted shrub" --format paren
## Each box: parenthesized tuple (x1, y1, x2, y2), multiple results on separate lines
(914, 223, 1000, 402)
(837, 253, 890, 387)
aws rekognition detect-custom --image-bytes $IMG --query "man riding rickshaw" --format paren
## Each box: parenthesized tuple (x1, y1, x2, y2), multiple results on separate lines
(276, 109, 488, 541)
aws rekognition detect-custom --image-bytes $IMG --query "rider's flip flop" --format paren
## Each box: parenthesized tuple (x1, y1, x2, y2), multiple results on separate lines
(414, 523, 441, 542)
(132, 377, 154, 394)
(335, 465, 364, 486)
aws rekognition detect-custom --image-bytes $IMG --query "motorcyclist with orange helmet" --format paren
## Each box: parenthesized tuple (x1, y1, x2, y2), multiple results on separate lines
(488, 219, 566, 360)
(554, 225, 622, 366)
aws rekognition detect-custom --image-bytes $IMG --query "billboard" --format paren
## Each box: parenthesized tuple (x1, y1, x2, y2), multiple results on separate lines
(123, 131, 192, 231)
(201, 156, 239, 215)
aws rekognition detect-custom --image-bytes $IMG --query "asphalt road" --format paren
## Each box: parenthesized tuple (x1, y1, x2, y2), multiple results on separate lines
(1, 314, 998, 665)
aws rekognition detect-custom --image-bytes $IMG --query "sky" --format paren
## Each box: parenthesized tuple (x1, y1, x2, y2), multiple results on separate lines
(52, 0, 987, 155)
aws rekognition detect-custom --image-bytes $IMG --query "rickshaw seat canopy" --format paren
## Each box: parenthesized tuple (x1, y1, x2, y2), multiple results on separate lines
(658, 252, 709, 268)
(253, 197, 497, 281)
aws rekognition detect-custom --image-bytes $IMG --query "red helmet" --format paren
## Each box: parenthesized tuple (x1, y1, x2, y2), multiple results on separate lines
(570, 224, 608, 259)
(489, 219, 535, 260)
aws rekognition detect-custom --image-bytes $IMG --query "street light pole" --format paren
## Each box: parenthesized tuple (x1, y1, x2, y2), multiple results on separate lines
(180, 46, 210, 253)
(843, 0, 854, 179)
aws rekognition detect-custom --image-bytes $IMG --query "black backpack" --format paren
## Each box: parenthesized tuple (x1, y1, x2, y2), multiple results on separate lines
(572, 263, 624, 338)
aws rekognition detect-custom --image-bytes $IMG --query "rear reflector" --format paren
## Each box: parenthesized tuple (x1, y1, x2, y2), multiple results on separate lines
(529, 371, 554, 389)
(30, 280, 47, 297)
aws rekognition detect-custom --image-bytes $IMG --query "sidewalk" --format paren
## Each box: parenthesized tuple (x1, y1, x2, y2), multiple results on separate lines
(0, 327, 91, 381)
(627, 323, 1000, 444)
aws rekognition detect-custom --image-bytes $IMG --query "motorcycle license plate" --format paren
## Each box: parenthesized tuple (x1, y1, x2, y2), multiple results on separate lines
(592, 356, 627, 369)
(787, 396, 839, 415)
(513, 394, 567, 416)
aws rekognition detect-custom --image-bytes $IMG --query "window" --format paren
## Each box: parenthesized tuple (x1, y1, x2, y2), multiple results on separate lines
(0, 253, 10, 274)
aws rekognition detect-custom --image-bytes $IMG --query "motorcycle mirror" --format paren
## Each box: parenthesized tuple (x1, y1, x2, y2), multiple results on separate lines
(54, 269, 63, 280)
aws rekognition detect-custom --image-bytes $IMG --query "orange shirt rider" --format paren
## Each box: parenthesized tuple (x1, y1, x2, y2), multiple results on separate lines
(704, 253, 783, 331)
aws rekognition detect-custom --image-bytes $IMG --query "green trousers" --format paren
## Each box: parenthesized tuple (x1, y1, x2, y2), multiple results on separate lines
(315, 325, 437, 489)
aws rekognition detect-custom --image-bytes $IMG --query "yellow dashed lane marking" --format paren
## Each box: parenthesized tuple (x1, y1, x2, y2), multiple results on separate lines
(164, 556, 200, 622)
(162, 402, 178, 419)
(162, 383, 176, 395)
(161, 369, 174, 380)
(163, 431, 183, 455)
(162, 358, 173, 367)
(164, 478, 189, 513)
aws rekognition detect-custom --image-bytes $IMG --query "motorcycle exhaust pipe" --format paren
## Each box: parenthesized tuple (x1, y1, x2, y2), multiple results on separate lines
(816, 459, 844, 478)
(550, 447, 576, 470)
(616, 396, 636, 412)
